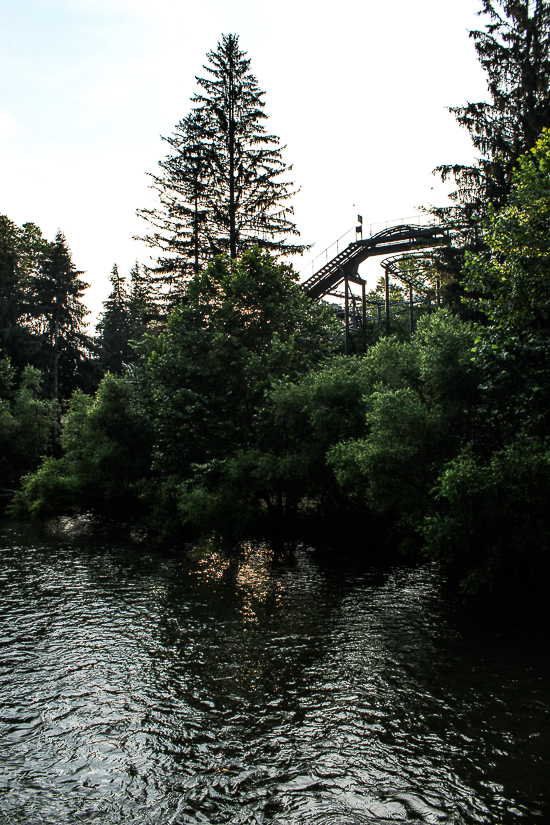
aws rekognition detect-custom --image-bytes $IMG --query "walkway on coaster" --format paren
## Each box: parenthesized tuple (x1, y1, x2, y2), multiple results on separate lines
(300, 222, 449, 353)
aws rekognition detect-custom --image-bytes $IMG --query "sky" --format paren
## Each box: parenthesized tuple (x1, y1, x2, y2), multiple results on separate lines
(0, 0, 488, 326)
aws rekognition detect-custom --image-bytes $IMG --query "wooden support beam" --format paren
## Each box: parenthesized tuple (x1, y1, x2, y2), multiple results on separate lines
(344, 274, 350, 356)
(346, 273, 366, 287)
(409, 282, 414, 339)
(362, 282, 366, 354)
(385, 266, 390, 336)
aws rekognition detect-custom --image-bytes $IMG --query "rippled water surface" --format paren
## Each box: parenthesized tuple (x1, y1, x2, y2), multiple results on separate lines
(0, 522, 548, 824)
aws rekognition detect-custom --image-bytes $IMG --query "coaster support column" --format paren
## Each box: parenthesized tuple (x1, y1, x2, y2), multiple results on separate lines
(362, 282, 366, 353)
(345, 274, 350, 355)
(409, 282, 414, 338)
(385, 265, 390, 336)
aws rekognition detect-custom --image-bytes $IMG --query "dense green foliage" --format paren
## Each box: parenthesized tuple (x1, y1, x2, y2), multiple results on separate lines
(421, 130, 550, 592)
(11, 374, 152, 520)
(0, 217, 97, 499)
(329, 313, 476, 540)
(9, 132, 550, 598)
(17, 130, 550, 597)
(0, 364, 54, 499)
(464, 128, 550, 440)
(139, 249, 340, 536)
(0, 218, 96, 398)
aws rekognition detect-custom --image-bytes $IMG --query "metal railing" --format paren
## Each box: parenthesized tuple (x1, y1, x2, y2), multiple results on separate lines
(299, 213, 441, 280)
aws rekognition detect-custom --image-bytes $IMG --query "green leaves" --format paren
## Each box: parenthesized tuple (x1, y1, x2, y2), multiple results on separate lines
(464, 128, 550, 438)
(138, 249, 338, 532)
(0, 365, 55, 499)
(326, 312, 476, 539)
(10, 374, 153, 520)
(422, 438, 550, 593)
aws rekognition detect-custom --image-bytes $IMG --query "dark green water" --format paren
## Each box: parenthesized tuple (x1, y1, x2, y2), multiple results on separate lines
(0, 522, 548, 824)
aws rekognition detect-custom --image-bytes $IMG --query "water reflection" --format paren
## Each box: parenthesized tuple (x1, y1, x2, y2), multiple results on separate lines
(235, 542, 277, 623)
(0, 524, 548, 825)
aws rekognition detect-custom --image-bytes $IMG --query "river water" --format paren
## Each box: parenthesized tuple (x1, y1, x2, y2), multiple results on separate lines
(0, 522, 548, 825)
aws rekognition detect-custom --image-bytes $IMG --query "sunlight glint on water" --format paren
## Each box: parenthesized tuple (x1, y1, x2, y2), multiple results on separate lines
(0, 523, 548, 824)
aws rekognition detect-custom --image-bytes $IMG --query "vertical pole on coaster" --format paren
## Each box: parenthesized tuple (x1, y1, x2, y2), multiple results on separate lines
(385, 265, 390, 336)
(436, 278, 441, 307)
(344, 273, 350, 356)
(362, 282, 366, 353)
(409, 282, 414, 339)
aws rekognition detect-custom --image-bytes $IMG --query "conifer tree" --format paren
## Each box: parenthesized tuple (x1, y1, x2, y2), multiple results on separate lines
(138, 112, 211, 298)
(438, 0, 550, 216)
(432, 0, 550, 298)
(0, 216, 46, 369)
(96, 265, 134, 375)
(33, 231, 94, 401)
(96, 262, 159, 375)
(139, 34, 306, 297)
(128, 261, 150, 318)
(128, 261, 159, 334)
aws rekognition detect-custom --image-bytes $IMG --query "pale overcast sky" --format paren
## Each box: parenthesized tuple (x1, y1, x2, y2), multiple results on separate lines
(0, 0, 487, 325)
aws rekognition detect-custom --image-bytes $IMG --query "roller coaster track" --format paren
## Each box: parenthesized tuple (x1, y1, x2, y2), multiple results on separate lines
(301, 224, 449, 301)
(380, 252, 438, 298)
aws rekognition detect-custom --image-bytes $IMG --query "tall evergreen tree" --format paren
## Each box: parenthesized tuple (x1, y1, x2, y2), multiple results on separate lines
(431, 0, 550, 299)
(0, 216, 46, 370)
(33, 231, 95, 401)
(96, 262, 159, 375)
(138, 34, 306, 298)
(128, 261, 159, 334)
(438, 0, 550, 216)
(139, 112, 211, 298)
(96, 265, 134, 374)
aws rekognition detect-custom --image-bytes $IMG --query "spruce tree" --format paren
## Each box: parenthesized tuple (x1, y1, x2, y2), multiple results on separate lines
(96, 262, 159, 374)
(438, 0, 550, 216)
(0, 216, 46, 370)
(128, 261, 159, 334)
(33, 231, 95, 401)
(138, 34, 306, 297)
(139, 112, 211, 298)
(96, 265, 134, 374)
(432, 0, 550, 300)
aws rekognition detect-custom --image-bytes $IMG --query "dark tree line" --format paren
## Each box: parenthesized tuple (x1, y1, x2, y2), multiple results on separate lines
(0, 217, 97, 494)
(0, 218, 162, 499)
(0, 216, 95, 400)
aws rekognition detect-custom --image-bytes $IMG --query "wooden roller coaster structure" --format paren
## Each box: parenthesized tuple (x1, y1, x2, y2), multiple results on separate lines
(301, 223, 449, 353)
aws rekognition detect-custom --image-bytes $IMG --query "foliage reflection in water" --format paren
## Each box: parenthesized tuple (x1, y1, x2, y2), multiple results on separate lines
(0, 523, 548, 825)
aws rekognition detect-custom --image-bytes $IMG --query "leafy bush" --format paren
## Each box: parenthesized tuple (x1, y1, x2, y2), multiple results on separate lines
(0, 365, 54, 503)
(11, 374, 152, 519)
(423, 438, 550, 593)
(328, 311, 476, 543)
